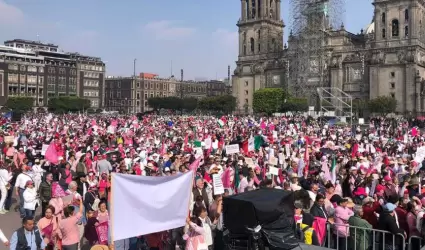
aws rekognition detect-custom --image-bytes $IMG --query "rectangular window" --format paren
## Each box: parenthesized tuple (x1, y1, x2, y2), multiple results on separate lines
(19, 74, 26, 84)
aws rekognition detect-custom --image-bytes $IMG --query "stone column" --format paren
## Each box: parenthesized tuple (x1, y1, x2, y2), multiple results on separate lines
(241, 0, 247, 21)
(255, 0, 259, 19)
(276, 0, 281, 21)
(248, 0, 252, 19)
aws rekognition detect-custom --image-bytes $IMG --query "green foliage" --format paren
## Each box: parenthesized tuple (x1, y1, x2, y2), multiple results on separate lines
(48, 96, 91, 113)
(252, 88, 286, 114)
(368, 96, 397, 115)
(281, 98, 308, 112)
(198, 95, 236, 113)
(5, 97, 34, 113)
(182, 97, 198, 112)
(352, 99, 368, 117)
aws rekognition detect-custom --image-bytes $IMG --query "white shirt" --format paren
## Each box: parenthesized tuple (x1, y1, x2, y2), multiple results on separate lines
(15, 172, 32, 189)
(23, 188, 38, 210)
(0, 169, 11, 187)
(200, 217, 213, 246)
(31, 164, 44, 180)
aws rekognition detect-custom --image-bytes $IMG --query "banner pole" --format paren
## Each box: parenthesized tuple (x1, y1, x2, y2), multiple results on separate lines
(110, 173, 115, 247)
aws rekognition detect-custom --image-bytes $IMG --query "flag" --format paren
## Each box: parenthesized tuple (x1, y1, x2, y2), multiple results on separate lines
(45, 143, 59, 165)
(330, 155, 337, 184)
(193, 140, 201, 147)
(234, 167, 240, 193)
(111, 171, 193, 241)
(217, 119, 225, 127)
(189, 157, 201, 171)
(254, 135, 264, 150)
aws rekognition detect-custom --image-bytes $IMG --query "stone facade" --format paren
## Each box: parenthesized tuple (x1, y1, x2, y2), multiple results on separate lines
(232, 0, 425, 114)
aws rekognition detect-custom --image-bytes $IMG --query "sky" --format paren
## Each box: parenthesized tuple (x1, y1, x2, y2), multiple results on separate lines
(0, 0, 373, 80)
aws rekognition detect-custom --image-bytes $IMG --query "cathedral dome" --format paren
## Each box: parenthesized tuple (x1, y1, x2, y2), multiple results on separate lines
(364, 21, 375, 34)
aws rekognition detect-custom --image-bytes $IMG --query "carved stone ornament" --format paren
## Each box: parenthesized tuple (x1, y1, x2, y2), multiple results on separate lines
(377, 51, 385, 64)
(406, 50, 414, 63)
(338, 56, 343, 68)
(397, 51, 406, 63)
(331, 57, 338, 67)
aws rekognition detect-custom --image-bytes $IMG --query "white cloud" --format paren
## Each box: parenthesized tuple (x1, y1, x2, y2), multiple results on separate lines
(0, 0, 24, 24)
(143, 20, 195, 40)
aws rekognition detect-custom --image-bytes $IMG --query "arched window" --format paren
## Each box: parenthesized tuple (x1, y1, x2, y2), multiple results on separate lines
(382, 29, 386, 38)
(405, 26, 409, 37)
(405, 9, 409, 21)
(392, 19, 399, 37)
(381, 13, 386, 23)
(258, 0, 262, 18)
(250, 38, 255, 53)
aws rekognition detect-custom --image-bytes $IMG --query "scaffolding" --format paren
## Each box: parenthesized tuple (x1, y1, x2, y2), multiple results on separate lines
(287, 0, 345, 104)
(317, 87, 353, 125)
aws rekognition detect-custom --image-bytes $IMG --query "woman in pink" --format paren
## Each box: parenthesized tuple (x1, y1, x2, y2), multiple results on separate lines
(96, 201, 109, 224)
(333, 195, 353, 250)
(59, 198, 83, 250)
(406, 203, 421, 238)
(183, 217, 207, 250)
(98, 173, 109, 199)
(59, 163, 74, 191)
(37, 205, 59, 250)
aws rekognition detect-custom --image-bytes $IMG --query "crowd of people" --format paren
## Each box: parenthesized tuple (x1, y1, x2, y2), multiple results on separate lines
(0, 113, 424, 250)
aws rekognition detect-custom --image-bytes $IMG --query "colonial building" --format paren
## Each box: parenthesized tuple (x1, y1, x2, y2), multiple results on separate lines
(0, 39, 105, 108)
(105, 73, 231, 113)
(232, 0, 425, 114)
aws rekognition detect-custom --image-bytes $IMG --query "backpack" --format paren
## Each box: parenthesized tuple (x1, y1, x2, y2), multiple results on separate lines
(295, 224, 314, 245)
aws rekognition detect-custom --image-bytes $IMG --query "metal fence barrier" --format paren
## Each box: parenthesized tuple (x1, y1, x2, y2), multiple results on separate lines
(407, 236, 423, 250)
(322, 223, 406, 250)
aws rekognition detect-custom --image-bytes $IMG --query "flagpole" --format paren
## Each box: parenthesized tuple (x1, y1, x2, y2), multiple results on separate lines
(110, 173, 115, 247)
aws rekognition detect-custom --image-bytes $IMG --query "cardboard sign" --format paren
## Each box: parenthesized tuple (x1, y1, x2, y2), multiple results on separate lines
(269, 157, 278, 166)
(4, 136, 13, 143)
(225, 144, 240, 155)
(268, 166, 279, 175)
(245, 158, 254, 168)
(212, 174, 224, 195)
(41, 144, 49, 156)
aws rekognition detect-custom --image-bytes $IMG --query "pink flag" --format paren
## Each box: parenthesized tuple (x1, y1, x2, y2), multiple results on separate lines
(51, 182, 66, 197)
(189, 157, 201, 171)
(91, 119, 96, 126)
(96, 221, 109, 245)
(45, 143, 59, 165)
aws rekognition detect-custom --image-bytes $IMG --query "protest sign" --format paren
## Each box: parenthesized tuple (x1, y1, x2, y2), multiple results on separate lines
(225, 144, 239, 155)
(212, 174, 224, 195)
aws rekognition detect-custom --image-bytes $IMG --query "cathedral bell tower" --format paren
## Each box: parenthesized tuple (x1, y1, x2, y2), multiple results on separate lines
(232, 0, 285, 113)
(237, 0, 285, 60)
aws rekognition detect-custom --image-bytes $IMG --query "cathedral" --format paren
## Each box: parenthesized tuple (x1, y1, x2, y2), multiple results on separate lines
(232, 0, 425, 114)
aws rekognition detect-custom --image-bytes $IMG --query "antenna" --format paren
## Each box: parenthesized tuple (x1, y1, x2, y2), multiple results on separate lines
(171, 60, 173, 77)
(181, 69, 184, 82)
(228, 65, 230, 80)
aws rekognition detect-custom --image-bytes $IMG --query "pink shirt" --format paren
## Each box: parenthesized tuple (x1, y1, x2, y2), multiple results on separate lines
(59, 213, 82, 246)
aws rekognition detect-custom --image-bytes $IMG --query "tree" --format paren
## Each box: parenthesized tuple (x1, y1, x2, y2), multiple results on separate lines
(368, 96, 397, 115)
(147, 97, 162, 110)
(252, 88, 286, 114)
(182, 97, 198, 112)
(48, 96, 91, 113)
(352, 99, 368, 117)
(281, 98, 308, 112)
(5, 97, 34, 113)
(198, 95, 236, 113)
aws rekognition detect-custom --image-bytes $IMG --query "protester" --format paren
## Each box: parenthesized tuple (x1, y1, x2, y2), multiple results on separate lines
(22, 180, 38, 217)
(9, 217, 46, 250)
(37, 205, 59, 250)
(2, 113, 425, 249)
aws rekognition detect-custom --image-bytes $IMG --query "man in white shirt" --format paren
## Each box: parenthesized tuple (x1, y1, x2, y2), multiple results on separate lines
(31, 159, 44, 191)
(0, 165, 12, 214)
(14, 165, 33, 218)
